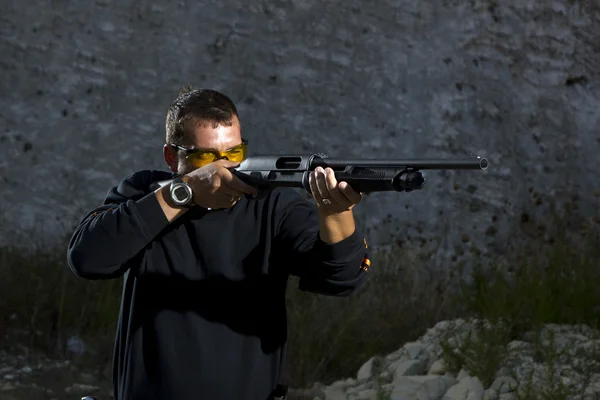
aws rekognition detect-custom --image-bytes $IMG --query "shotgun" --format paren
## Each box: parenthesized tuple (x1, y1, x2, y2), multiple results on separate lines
(232, 153, 488, 194)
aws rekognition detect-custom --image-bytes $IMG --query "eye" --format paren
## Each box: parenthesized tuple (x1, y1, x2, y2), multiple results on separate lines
(187, 152, 214, 161)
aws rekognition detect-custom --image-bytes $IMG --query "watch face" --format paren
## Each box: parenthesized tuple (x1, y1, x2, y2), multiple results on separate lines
(173, 185, 189, 202)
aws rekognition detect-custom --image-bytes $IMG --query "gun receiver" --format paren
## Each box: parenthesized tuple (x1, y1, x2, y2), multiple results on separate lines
(233, 153, 488, 194)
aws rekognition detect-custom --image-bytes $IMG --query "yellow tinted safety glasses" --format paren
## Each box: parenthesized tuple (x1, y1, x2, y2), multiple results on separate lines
(170, 139, 248, 168)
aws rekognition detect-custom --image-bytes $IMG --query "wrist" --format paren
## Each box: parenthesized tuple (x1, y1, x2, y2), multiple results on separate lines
(318, 207, 352, 217)
(318, 210, 355, 244)
(154, 185, 189, 222)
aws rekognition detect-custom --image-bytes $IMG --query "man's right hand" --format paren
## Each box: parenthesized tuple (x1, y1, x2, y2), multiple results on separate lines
(184, 159, 258, 210)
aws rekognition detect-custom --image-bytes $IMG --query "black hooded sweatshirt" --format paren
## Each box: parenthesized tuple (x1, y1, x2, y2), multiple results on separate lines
(67, 170, 370, 400)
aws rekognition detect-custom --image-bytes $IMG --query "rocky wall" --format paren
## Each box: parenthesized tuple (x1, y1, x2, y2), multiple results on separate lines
(1, 0, 598, 264)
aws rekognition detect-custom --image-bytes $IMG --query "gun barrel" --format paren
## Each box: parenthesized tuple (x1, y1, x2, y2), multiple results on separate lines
(312, 157, 488, 170)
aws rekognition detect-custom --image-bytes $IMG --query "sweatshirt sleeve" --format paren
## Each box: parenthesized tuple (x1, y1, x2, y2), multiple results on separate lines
(273, 188, 370, 296)
(67, 170, 171, 280)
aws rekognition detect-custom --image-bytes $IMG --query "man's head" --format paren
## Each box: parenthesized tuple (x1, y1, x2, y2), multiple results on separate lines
(163, 87, 245, 174)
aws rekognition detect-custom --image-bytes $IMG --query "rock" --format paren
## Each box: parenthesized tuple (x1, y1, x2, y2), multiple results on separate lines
(498, 394, 516, 400)
(403, 342, 429, 361)
(434, 321, 452, 332)
(346, 382, 370, 395)
(288, 387, 324, 400)
(324, 385, 347, 400)
(67, 335, 87, 356)
(493, 368, 512, 380)
(379, 371, 392, 383)
(351, 388, 377, 400)
(64, 383, 100, 394)
(1, 382, 16, 391)
(456, 370, 471, 381)
(483, 389, 497, 400)
(391, 376, 457, 400)
(392, 360, 427, 378)
(506, 341, 531, 353)
(0, 366, 14, 374)
(385, 350, 406, 364)
(357, 357, 375, 381)
(341, 378, 357, 388)
(585, 375, 600, 395)
(490, 377, 517, 394)
(328, 379, 355, 390)
(79, 372, 97, 385)
(428, 360, 447, 375)
(442, 377, 484, 400)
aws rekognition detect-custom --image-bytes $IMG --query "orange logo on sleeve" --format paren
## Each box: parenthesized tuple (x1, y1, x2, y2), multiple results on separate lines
(361, 237, 370, 271)
(361, 256, 371, 272)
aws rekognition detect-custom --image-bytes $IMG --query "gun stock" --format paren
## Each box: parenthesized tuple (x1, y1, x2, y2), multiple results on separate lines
(232, 153, 488, 194)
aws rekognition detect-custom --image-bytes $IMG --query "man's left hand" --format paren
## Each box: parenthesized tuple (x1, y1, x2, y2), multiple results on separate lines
(309, 167, 363, 214)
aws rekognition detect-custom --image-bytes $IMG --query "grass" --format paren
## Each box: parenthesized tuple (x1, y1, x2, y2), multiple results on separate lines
(0, 236, 121, 372)
(1, 203, 599, 396)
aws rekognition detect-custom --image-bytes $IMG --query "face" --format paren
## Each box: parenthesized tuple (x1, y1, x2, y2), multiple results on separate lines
(164, 116, 244, 175)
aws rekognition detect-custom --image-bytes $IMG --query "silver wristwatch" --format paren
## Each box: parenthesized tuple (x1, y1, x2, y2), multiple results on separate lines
(169, 175, 194, 207)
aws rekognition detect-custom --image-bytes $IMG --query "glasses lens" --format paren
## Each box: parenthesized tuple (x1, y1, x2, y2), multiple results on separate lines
(224, 143, 247, 162)
(186, 152, 215, 167)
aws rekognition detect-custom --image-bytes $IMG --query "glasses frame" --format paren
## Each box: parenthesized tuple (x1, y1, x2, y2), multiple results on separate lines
(168, 138, 249, 165)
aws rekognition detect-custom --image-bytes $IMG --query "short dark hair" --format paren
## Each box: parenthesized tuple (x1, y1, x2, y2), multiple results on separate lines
(165, 86, 239, 145)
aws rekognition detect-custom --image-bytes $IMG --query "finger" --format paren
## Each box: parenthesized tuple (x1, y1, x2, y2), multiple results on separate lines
(216, 192, 240, 204)
(221, 169, 259, 195)
(339, 181, 363, 204)
(314, 167, 330, 200)
(216, 195, 241, 207)
(190, 164, 220, 185)
(211, 192, 239, 208)
(220, 186, 246, 199)
(213, 201, 236, 210)
(324, 168, 352, 207)
(309, 171, 323, 202)
(214, 159, 241, 169)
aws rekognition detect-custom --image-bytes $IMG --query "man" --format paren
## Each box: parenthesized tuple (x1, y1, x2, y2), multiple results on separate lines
(67, 87, 371, 400)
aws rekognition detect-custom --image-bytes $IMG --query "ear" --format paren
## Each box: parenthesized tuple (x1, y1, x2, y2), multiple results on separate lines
(163, 144, 178, 173)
